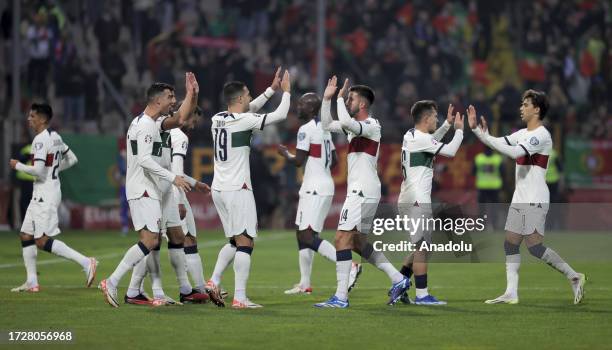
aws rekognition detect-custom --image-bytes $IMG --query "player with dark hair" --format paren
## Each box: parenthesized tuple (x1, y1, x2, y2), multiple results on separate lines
(396, 101, 465, 305)
(10, 103, 97, 292)
(469, 89, 586, 304)
(314, 76, 410, 308)
(100, 73, 200, 307)
(206, 68, 292, 308)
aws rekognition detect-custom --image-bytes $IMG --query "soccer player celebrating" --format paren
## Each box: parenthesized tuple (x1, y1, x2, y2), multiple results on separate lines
(9, 103, 97, 292)
(170, 105, 207, 298)
(314, 76, 410, 308)
(397, 101, 465, 305)
(100, 75, 196, 307)
(469, 90, 586, 304)
(124, 77, 210, 306)
(279, 92, 361, 295)
(205, 69, 292, 308)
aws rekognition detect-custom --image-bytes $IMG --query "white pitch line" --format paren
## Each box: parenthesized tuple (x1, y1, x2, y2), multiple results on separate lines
(0, 232, 290, 269)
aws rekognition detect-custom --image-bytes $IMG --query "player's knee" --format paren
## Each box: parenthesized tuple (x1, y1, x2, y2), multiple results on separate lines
(297, 230, 315, 250)
(184, 234, 196, 247)
(236, 245, 254, 255)
(527, 243, 546, 258)
(504, 240, 520, 255)
(35, 238, 47, 250)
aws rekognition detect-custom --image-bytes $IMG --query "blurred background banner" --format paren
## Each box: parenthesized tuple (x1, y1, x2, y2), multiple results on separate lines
(565, 138, 612, 189)
(60, 134, 119, 206)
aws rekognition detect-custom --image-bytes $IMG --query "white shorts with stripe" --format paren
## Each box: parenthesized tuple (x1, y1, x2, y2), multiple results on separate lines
(337, 195, 380, 234)
(128, 196, 162, 233)
(504, 204, 549, 236)
(21, 196, 61, 239)
(295, 194, 333, 233)
(212, 189, 258, 238)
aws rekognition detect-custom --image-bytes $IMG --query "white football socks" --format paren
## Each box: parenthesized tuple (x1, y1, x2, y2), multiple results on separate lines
(168, 246, 192, 295)
(298, 249, 314, 288)
(50, 239, 90, 270)
(541, 248, 579, 280)
(334, 260, 352, 301)
(185, 247, 206, 292)
(109, 243, 148, 287)
(233, 250, 251, 302)
(316, 240, 336, 262)
(211, 243, 236, 285)
(127, 258, 147, 298)
(22, 245, 38, 287)
(505, 254, 520, 297)
(147, 249, 165, 298)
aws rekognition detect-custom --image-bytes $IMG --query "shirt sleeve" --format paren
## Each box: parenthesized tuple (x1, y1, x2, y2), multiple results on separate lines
(31, 136, 49, 163)
(415, 133, 446, 155)
(295, 125, 310, 152)
(171, 132, 188, 158)
(503, 130, 521, 146)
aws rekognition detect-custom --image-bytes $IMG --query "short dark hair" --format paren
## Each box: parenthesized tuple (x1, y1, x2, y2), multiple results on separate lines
(522, 89, 549, 118)
(223, 81, 247, 105)
(146, 82, 175, 102)
(410, 100, 438, 124)
(31, 103, 53, 121)
(349, 85, 375, 106)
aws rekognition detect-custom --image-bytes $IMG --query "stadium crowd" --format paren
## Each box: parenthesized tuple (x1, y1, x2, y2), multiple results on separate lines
(1, 0, 610, 141)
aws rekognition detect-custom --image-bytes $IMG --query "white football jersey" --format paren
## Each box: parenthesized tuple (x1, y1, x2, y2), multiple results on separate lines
(398, 128, 443, 204)
(345, 117, 382, 198)
(29, 129, 70, 200)
(155, 115, 173, 170)
(170, 127, 189, 204)
(210, 111, 267, 191)
(296, 119, 335, 196)
(504, 126, 552, 204)
(126, 113, 166, 200)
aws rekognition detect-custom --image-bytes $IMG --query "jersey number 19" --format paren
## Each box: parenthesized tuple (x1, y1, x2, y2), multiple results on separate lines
(213, 128, 228, 161)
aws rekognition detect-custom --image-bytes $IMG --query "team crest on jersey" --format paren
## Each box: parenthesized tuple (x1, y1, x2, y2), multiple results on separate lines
(298, 132, 306, 141)
(529, 137, 539, 146)
(431, 139, 438, 145)
(145, 135, 152, 143)
(35, 142, 43, 150)
(365, 120, 371, 124)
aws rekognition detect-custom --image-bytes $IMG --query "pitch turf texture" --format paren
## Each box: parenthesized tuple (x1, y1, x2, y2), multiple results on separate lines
(1, 230, 611, 350)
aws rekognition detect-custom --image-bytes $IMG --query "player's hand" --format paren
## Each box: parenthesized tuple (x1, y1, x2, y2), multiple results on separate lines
(173, 176, 191, 192)
(195, 182, 211, 195)
(479, 116, 489, 134)
(189, 72, 199, 94)
(280, 69, 291, 93)
(337, 78, 349, 100)
(9, 159, 18, 169)
(454, 112, 464, 130)
(270, 67, 282, 91)
(277, 144, 290, 159)
(467, 105, 477, 129)
(447, 104, 456, 124)
(323, 76, 338, 101)
(178, 204, 187, 220)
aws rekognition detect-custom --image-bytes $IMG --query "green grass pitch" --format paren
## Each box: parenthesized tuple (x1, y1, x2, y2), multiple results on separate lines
(1, 230, 611, 350)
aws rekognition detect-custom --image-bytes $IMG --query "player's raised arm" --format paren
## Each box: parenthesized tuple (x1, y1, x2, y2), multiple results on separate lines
(436, 112, 464, 157)
(249, 67, 281, 112)
(469, 105, 527, 159)
(321, 76, 344, 133)
(258, 69, 291, 128)
(432, 104, 454, 141)
(336, 78, 364, 135)
(162, 72, 199, 130)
